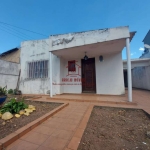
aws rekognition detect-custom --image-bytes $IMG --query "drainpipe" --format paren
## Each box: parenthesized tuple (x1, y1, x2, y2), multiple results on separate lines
(49, 52, 53, 97)
(126, 38, 132, 102)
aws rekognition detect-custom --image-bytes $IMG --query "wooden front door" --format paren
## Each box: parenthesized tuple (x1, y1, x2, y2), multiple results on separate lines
(81, 58, 96, 93)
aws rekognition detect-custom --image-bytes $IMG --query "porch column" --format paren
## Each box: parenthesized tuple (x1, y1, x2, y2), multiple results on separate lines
(49, 52, 53, 97)
(126, 38, 132, 102)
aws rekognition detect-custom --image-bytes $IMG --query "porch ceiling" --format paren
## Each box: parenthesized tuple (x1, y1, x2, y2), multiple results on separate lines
(52, 38, 126, 60)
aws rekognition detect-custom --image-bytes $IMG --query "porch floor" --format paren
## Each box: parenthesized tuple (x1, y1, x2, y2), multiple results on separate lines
(52, 93, 127, 101)
(47, 91, 130, 105)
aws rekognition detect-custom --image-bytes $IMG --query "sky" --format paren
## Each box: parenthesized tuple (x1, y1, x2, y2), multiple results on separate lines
(0, 0, 149, 59)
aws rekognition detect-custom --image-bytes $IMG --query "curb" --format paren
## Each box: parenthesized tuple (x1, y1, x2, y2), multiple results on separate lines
(0, 102, 69, 150)
(23, 96, 42, 100)
(30, 96, 42, 100)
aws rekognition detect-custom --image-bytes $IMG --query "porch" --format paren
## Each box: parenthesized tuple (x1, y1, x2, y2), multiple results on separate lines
(49, 27, 136, 102)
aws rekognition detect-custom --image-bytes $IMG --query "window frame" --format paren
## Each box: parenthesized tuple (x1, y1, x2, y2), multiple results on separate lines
(68, 60, 76, 72)
(27, 60, 48, 79)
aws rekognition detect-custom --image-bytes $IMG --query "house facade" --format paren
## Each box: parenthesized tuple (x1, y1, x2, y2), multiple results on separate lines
(19, 26, 135, 102)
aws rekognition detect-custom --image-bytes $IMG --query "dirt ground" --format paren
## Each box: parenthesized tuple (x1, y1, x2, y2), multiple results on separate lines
(0, 99, 62, 139)
(78, 106, 150, 150)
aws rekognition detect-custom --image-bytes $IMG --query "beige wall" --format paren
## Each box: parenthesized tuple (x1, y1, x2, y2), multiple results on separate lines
(0, 50, 20, 63)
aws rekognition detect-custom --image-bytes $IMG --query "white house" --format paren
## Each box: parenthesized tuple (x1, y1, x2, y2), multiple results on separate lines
(19, 26, 136, 102)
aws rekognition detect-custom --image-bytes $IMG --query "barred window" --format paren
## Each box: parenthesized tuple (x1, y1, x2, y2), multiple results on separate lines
(28, 60, 48, 78)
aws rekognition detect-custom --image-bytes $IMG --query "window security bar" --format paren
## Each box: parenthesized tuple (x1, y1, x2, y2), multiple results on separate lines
(28, 60, 48, 79)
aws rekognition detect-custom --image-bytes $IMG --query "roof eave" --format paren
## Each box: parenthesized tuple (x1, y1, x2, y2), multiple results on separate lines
(130, 31, 136, 42)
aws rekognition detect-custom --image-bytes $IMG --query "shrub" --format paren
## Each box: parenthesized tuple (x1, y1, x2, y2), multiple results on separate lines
(13, 89, 22, 95)
(8, 89, 14, 94)
(0, 86, 7, 96)
(0, 98, 28, 114)
(13, 89, 17, 95)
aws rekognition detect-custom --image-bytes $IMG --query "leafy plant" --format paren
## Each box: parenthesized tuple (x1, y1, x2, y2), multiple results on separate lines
(0, 98, 28, 114)
(0, 86, 7, 96)
(8, 89, 14, 94)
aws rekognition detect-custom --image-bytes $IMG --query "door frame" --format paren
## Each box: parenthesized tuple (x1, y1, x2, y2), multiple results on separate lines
(81, 57, 96, 93)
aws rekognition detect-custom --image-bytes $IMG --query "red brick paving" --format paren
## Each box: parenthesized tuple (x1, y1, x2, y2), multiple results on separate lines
(5, 89, 150, 150)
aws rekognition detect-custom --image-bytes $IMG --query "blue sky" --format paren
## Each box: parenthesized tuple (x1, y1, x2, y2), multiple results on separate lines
(0, 0, 149, 59)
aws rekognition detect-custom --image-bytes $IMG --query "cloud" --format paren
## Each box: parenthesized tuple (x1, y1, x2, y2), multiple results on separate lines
(131, 52, 136, 56)
(139, 47, 144, 51)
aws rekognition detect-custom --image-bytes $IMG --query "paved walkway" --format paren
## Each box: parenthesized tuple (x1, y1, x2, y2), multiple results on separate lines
(6, 89, 150, 150)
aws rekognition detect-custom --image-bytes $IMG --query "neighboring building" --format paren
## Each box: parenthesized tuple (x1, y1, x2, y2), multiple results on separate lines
(123, 58, 150, 90)
(0, 48, 20, 89)
(0, 48, 20, 63)
(132, 30, 150, 90)
(123, 30, 150, 91)
(140, 30, 150, 58)
(19, 26, 135, 102)
(0, 59, 20, 89)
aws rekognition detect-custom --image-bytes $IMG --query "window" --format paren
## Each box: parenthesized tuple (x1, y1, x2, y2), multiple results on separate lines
(28, 60, 48, 78)
(68, 60, 76, 71)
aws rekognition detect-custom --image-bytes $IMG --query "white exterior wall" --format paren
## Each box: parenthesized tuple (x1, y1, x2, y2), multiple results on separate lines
(52, 52, 125, 95)
(19, 39, 50, 94)
(0, 59, 20, 89)
(95, 52, 125, 95)
(132, 66, 150, 90)
(50, 27, 130, 52)
(59, 58, 65, 94)
(52, 58, 82, 94)
(63, 59, 81, 94)
(52, 54, 61, 95)
(19, 40, 125, 95)
(19, 26, 129, 95)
